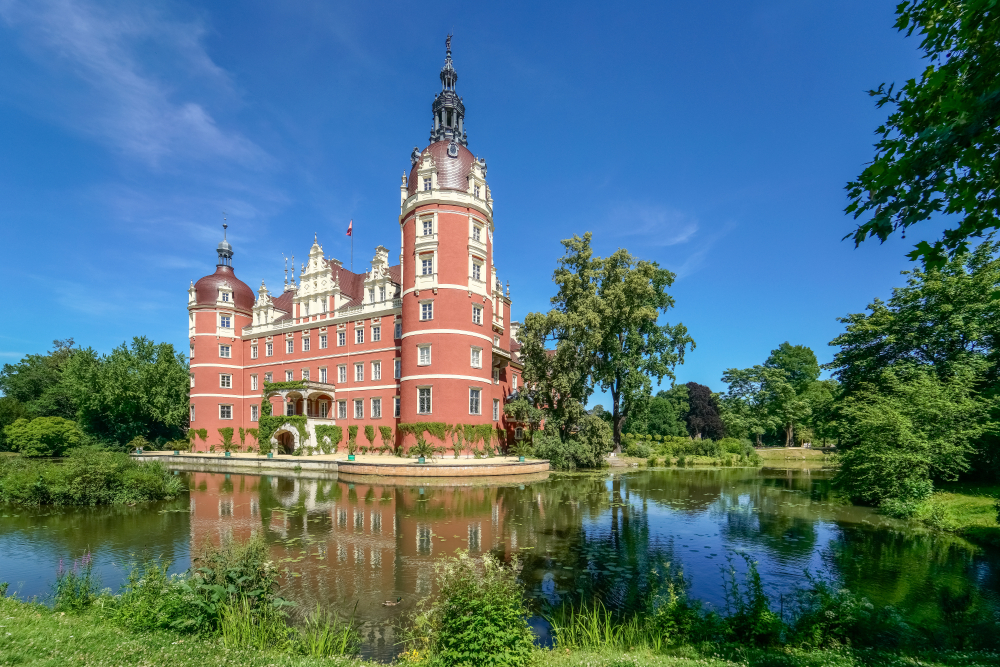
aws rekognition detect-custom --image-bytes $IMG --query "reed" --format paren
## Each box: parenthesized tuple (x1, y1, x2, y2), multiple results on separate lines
(294, 602, 360, 657)
(546, 599, 650, 651)
(218, 595, 291, 651)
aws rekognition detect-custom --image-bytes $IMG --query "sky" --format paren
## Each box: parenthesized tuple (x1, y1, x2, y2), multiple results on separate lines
(0, 0, 937, 404)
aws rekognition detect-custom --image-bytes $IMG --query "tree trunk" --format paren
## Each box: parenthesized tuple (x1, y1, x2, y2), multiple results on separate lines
(613, 414, 624, 453)
(785, 422, 794, 447)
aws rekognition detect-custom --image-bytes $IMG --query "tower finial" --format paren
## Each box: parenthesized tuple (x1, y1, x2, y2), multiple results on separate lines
(216, 216, 233, 267)
(430, 34, 466, 146)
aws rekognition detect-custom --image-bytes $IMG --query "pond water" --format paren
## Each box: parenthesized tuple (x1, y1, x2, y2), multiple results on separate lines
(2, 465, 998, 660)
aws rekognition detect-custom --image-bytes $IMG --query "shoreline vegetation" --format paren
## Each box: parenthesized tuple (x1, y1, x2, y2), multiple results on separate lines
(2, 537, 998, 667)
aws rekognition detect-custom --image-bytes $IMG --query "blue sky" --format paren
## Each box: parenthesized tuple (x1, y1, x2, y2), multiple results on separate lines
(0, 1, 934, 402)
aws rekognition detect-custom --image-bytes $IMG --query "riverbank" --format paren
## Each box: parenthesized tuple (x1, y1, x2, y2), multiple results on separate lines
(914, 482, 1000, 547)
(1, 596, 995, 667)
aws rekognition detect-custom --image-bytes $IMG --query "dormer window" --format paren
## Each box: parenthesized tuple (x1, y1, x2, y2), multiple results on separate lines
(474, 185, 481, 199)
(423, 178, 431, 192)
(379, 286, 386, 301)
(221, 292, 230, 302)
(369, 288, 375, 303)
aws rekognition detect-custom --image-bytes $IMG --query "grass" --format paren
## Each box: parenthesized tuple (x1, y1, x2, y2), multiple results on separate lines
(2, 596, 998, 667)
(754, 447, 832, 461)
(913, 482, 1000, 547)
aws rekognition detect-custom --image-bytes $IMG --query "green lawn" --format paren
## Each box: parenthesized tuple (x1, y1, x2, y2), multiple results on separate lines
(2, 597, 999, 667)
(917, 482, 1000, 547)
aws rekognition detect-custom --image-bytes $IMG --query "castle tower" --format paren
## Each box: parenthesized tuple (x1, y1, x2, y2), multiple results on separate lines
(398, 37, 512, 433)
(187, 225, 255, 450)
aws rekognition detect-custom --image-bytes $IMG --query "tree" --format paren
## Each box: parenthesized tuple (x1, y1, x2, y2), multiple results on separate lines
(720, 366, 790, 445)
(519, 233, 693, 449)
(684, 383, 725, 440)
(827, 239, 1000, 391)
(835, 363, 994, 505)
(846, 0, 1000, 267)
(64, 337, 190, 446)
(801, 379, 841, 446)
(764, 343, 820, 393)
(4, 416, 85, 457)
(0, 339, 80, 421)
(647, 385, 690, 437)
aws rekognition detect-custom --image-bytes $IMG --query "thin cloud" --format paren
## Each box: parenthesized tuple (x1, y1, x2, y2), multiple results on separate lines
(608, 203, 699, 247)
(0, 0, 266, 168)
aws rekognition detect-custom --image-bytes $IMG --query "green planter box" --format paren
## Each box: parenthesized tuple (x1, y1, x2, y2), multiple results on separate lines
(519, 456, 525, 462)
(418, 456, 426, 464)
(173, 450, 179, 455)
(267, 452, 274, 459)
(348, 455, 356, 461)
(225, 452, 231, 457)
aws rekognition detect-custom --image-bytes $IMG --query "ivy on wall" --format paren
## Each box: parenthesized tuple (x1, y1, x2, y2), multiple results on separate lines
(314, 425, 342, 454)
(217, 427, 235, 450)
(259, 415, 308, 450)
(262, 380, 307, 394)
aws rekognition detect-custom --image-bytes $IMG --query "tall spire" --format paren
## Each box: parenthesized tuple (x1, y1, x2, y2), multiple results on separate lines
(430, 34, 467, 147)
(216, 222, 233, 267)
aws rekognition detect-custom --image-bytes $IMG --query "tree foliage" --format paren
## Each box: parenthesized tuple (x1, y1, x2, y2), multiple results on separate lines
(519, 233, 693, 450)
(0, 339, 80, 422)
(846, 0, 1000, 266)
(3, 416, 85, 457)
(684, 382, 726, 440)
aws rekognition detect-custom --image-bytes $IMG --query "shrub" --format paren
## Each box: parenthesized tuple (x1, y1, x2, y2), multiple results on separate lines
(4, 417, 85, 457)
(408, 552, 534, 667)
(128, 435, 150, 451)
(52, 552, 100, 612)
(217, 427, 235, 451)
(722, 554, 783, 647)
(625, 440, 652, 458)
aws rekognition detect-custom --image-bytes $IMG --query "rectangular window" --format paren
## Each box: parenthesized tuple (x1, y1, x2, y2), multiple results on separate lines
(266, 342, 273, 356)
(354, 399, 364, 419)
(418, 345, 431, 366)
(220, 404, 233, 420)
(320, 367, 327, 383)
(251, 374, 258, 391)
(219, 345, 231, 358)
(394, 358, 401, 379)
(369, 288, 375, 303)
(319, 400, 328, 418)
(394, 396, 400, 418)
(302, 369, 310, 381)
(355, 363, 364, 382)
(264, 372, 272, 383)
(493, 367, 500, 384)
(418, 388, 432, 414)
(471, 347, 482, 368)
(338, 331, 346, 346)
(473, 225, 481, 241)
(285, 370, 293, 382)
(251, 404, 259, 421)
(356, 328, 364, 344)
(251, 345, 258, 359)
(338, 400, 347, 420)
(493, 399, 500, 421)
(222, 292, 230, 302)
(420, 302, 433, 321)
(372, 361, 382, 381)
(286, 340, 294, 354)
(286, 402, 294, 416)
(302, 337, 310, 352)
(190, 404, 195, 422)
(512, 374, 518, 389)
(395, 322, 402, 338)
(190, 344, 194, 358)
(423, 178, 431, 192)
(472, 305, 482, 325)
(474, 185, 481, 200)
(319, 334, 328, 349)
(472, 261, 482, 281)
(190, 373, 195, 388)
(379, 286, 386, 301)
(469, 388, 481, 415)
(220, 315, 231, 328)
(422, 219, 433, 235)
(421, 257, 433, 276)
(371, 398, 382, 419)
(372, 326, 381, 342)
(338, 365, 347, 383)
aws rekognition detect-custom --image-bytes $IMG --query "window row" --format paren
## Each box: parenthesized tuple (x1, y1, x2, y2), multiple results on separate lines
(192, 393, 502, 422)
(199, 362, 513, 391)
(246, 322, 402, 359)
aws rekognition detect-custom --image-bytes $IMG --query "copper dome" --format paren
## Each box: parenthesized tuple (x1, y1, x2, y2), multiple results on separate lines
(193, 265, 255, 312)
(407, 140, 476, 196)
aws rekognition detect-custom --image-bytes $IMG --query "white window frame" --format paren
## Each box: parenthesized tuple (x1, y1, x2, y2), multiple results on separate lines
(338, 365, 347, 383)
(394, 396, 401, 418)
(394, 358, 401, 379)
(420, 301, 433, 321)
(219, 404, 233, 420)
(493, 399, 500, 421)
(319, 334, 328, 349)
(302, 369, 310, 381)
(471, 260, 483, 282)
(219, 345, 231, 359)
(372, 325, 381, 342)
(423, 177, 431, 192)
(338, 400, 347, 420)
(473, 224, 482, 241)
(422, 219, 433, 235)
(250, 374, 258, 391)
(472, 305, 483, 325)
(379, 285, 386, 301)
(285, 370, 294, 382)
(355, 328, 364, 344)
(190, 373, 195, 388)
(251, 404, 259, 422)
(420, 256, 433, 276)
(286, 339, 294, 354)
(372, 360, 381, 381)
(190, 404, 195, 422)
(417, 387, 432, 415)
(264, 372, 273, 383)
(469, 388, 481, 415)
(302, 337, 310, 352)
(493, 367, 500, 384)
(266, 342, 273, 357)
(338, 331, 346, 347)
(418, 345, 431, 366)
(395, 321, 402, 338)
(220, 315, 231, 329)
(471, 347, 482, 369)
(319, 367, 327, 383)
(251, 345, 258, 359)
(354, 399, 364, 419)
(371, 398, 382, 419)
(355, 363, 364, 382)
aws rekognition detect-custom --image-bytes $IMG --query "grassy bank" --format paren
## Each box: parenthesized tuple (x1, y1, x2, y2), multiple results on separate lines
(911, 482, 1000, 547)
(2, 596, 997, 667)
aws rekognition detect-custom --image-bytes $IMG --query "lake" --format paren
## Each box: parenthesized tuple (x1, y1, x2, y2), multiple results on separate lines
(2, 464, 998, 660)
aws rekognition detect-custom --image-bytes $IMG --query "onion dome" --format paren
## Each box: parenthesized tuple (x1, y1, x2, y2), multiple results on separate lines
(192, 224, 254, 312)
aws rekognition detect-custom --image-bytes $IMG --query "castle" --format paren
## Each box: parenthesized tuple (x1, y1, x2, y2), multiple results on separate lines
(187, 39, 521, 453)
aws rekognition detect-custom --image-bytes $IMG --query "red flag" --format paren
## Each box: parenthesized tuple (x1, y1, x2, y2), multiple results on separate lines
(346, 219, 353, 236)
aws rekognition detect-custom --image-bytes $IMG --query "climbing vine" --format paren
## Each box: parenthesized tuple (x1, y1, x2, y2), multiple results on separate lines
(314, 425, 342, 454)
(259, 415, 308, 451)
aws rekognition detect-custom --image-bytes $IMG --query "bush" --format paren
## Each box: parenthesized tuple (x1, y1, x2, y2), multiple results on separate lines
(532, 414, 613, 470)
(625, 440, 652, 458)
(4, 417, 85, 457)
(407, 552, 534, 667)
(52, 552, 101, 612)
(0, 447, 183, 506)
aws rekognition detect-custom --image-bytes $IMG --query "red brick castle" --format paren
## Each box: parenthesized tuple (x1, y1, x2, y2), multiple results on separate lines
(187, 38, 522, 453)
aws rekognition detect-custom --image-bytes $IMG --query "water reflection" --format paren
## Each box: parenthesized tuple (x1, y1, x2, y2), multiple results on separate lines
(2, 466, 998, 661)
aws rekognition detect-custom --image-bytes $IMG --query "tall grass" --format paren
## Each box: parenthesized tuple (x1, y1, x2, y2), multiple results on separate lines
(52, 551, 101, 612)
(294, 603, 360, 657)
(218, 595, 291, 651)
(546, 599, 648, 651)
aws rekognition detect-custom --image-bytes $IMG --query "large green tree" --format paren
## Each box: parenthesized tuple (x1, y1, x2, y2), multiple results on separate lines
(64, 337, 190, 446)
(720, 366, 794, 446)
(764, 342, 820, 393)
(0, 339, 80, 421)
(846, 0, 1000, 266)
(519, 233, 693, 449)
(827, 239, 1000, 391)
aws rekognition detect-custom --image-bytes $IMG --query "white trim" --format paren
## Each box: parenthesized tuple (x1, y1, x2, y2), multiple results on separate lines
(402, 329, 493, 343)
(336, 383, 400, 392)
(190, 363, 244, 369)
(401, 373, 489, 382)
(243, 346, 401, 369)
(401, 283, 481, 298)
(192, 393, 261, 399)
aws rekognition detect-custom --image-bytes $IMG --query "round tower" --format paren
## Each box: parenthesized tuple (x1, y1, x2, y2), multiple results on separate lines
(187, 224, 254, 451)
(398, 37, 503, 439)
